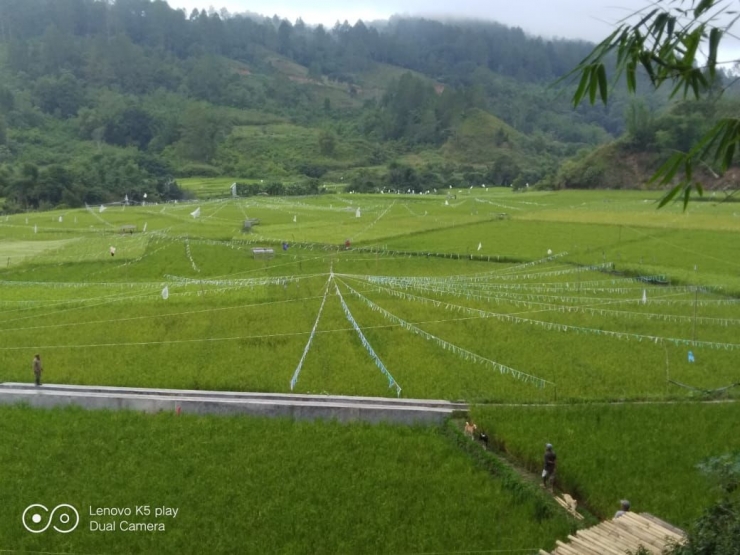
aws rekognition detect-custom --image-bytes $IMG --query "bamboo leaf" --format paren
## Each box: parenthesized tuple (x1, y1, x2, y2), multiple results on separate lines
(573, 69, 591, 107)
(597, 64, 608, 104)
(682, 28, 702, 66)
(683, 185, 691, 210)
(707, 28, 722, 78)
(636, 8, 660, 29)
(651, 12, 668, 45)
(588, 66, 599, 104)
(626, 61, 637, 93)
(695, 0, 715, 17)
(722, 141, 736, 170)
(658, 184, 683, 207)
(650, 152, 685, 186)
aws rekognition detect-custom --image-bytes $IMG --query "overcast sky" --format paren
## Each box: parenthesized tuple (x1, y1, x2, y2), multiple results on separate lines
(168, 0, 647, 41)
(169, 0, 740, 62)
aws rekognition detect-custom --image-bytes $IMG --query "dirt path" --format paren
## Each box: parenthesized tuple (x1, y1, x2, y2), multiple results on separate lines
(452, 418, 598, 521)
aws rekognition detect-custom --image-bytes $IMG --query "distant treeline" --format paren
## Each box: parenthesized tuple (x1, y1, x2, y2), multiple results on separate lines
(0, 0, 594, 85)
(235, 180, 320, 197)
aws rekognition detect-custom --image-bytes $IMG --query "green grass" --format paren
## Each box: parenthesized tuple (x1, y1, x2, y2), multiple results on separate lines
(470, 402, 740, 527)
(0, 405, 573, 554)
(0, 238, 79, 266)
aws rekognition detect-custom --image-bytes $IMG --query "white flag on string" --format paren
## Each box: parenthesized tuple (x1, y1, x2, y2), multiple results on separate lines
(355, 208, 361, 218)
(99, 205, 106, 213)
(143, 222, 148, 232)
(477, 242, 482, 251)
(293, 215, 297, 223)
(642, 289, 647, 304)
(445, 200, 449, 206)
(547, 249, 553, 255)
(34, 224, 37, 234)
(190, 207, 201, 218)
(58, 216, 63, 223)
(161, 286, 169, 300)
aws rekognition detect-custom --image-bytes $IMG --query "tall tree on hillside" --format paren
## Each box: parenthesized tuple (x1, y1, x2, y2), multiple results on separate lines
(33, 71, 86, 117)
(277, 20, 293, 57)
(0, 114, 7, 146)
(318, 130, 336, 156)
(177, 105, 226, 163)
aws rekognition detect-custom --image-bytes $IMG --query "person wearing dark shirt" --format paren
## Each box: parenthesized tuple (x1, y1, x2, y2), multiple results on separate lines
(614, 499, 631, 518)
(32, 354, 43, 386)
(542, 443, 556, 490)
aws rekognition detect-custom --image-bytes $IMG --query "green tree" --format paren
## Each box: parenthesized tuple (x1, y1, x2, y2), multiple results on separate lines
(0, 86, 14, 114)
(486, 152, 521, 186)
(567, 0, 739, 207)
(33, 71, 86, 118)
(625, 101, 656, 150)
(186, 56, 230, 104)
(177, 105, 227, 163)
(10, 163, 40, 208)
(318, 130, 336, 157)
(670, 453, 740, 555)
(0, 115, 6, 146)
(103, 106, 155, 150)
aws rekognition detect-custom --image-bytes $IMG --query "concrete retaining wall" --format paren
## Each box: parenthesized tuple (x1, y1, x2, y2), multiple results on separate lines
(0, 383, 467, 425)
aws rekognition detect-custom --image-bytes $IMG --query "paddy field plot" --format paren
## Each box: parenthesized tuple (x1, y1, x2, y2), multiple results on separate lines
(471, 401, 740, 527)
(0, 405, 573, 554)
(0, 190, 738, 402)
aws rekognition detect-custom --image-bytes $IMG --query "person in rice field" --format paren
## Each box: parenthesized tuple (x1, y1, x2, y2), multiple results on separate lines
(614, 499, 631, 519)
(542, 443, 557, 490)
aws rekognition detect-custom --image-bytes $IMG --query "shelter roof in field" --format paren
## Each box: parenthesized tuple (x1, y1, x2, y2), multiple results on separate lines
(541, 512, 685, 555)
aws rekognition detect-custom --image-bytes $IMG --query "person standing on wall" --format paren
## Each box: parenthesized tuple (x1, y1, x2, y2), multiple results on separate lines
(33, 354, 43, 386)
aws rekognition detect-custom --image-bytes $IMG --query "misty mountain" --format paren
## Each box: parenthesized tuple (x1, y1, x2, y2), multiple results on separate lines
(0, 0, 720, 210)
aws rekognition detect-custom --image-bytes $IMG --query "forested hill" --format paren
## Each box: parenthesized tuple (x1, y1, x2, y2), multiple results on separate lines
(0, 0, 700, 209)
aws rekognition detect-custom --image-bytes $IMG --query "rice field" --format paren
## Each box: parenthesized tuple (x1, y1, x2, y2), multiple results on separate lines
(470, 402, 740, 527)
(1, 188, 738, 553)
(0, 190, 738, 402)
(0, 405, 574, 554)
